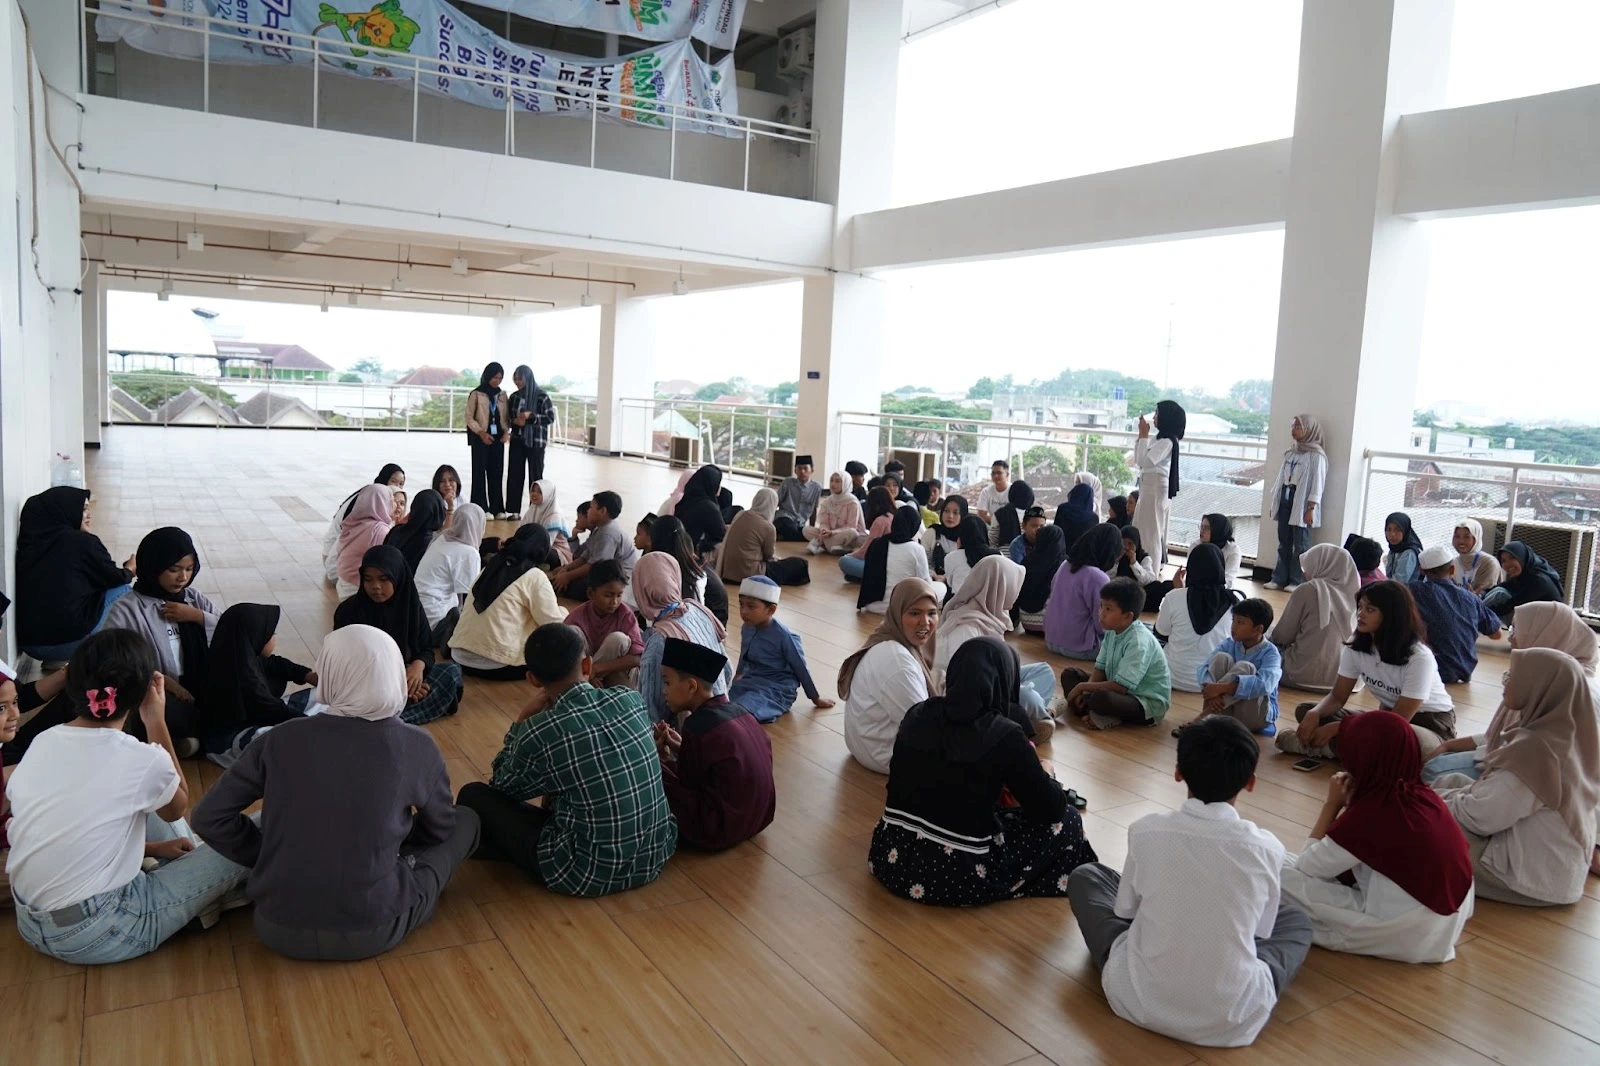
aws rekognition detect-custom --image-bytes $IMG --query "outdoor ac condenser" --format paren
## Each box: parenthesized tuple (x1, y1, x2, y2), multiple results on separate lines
(767, 448, 796, 484)
(1476, 516, 1597, 610)
(885, 448, 939, 485)
(669, 435, 701, 469)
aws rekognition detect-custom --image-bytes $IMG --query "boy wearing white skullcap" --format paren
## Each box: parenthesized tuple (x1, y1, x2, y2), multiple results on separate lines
(729, 577, 833, 722)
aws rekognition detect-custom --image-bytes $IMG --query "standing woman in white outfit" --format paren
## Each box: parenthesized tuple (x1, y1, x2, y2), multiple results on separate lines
(1266, 414, 1328, 590)
(1131, 400, 1186, 566)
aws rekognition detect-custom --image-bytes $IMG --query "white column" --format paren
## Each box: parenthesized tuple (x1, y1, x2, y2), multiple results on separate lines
(82, 263, 107, 447)
(795, 0, 906, 475)
(490, 313, 534, 373)
(595, 298, 655, 455)
(1260, 0, 1452, 565)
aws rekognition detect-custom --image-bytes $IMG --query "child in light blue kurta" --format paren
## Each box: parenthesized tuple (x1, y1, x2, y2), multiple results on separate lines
(728, 577, 835, 723)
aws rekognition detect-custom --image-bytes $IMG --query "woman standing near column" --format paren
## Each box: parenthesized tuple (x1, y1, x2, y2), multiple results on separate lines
(1266, 414, 1328, 590)
(505, 364, 555, 518)
(465, 363, 508, 518)
(1131, 400, 1186, 566)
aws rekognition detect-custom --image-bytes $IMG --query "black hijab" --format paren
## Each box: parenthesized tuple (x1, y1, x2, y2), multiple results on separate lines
(1107, 495, 1131, 527)
(934, 496, 968, 546)
(1116, 524, 1149, 581)
(334, 544, 432, 664)
(374, 463, 405, 487)
(1016, 523, 1067, 613)
(1054, 483, 1100, 553)
(1203, 512, 1235, 553)
(16, 486, 91, 568)
(202, 603, 288, 733)
(1068, 522, 1123, 574)
(1384, 512, 1424, 557)
(858, 506, 924, 610)
(475, 362, 504, 397)
(896, 637, 1030, 762)
(384, 488, 446, 572)
(14, 486, 128, 646)
(677, 465, 727, 554)
(1155, 399, 1186, 498)
(650, 514, 704, 602)
(996, 481, 1034, 548)
(472, 523, 550, 613)
(1183, 543, 1241, 636)
(1495, 541, 1564, 604)
(132, 526, 210, 681)
(956, 515, 997, 569)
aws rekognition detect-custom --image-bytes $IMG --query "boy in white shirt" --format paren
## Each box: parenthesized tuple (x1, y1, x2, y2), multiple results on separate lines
(975, 460, 1010, 523)
(1067, 716, 1312, 1047)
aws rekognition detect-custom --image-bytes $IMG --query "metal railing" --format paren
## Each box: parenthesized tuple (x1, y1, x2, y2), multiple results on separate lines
(84, 0, 817, 198)
(839, 409, 1271, 558)
(1359, 448, 1600, 616)
(107, 369, 595, 442)
(615, 397, 796, 478)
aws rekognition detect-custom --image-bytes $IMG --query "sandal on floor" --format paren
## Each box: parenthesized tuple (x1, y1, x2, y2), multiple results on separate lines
(1063, 789, 1088, 811)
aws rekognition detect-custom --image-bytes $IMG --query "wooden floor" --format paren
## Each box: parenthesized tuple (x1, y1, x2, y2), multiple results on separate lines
(4, 426, 1597, 1066)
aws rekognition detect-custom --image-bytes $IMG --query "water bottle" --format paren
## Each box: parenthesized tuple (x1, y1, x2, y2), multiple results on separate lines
(51, 452, 83, 488)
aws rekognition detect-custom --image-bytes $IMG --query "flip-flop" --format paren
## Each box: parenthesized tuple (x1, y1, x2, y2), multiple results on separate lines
(1063, 789, 1088, 811)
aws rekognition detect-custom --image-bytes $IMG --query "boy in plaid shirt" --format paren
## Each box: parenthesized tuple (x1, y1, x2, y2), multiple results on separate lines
(457, 623, 676, 896)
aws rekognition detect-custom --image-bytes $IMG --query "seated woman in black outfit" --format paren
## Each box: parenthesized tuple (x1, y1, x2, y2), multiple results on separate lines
(869, 637, 1097, 906)
(12, 487, 134, 662)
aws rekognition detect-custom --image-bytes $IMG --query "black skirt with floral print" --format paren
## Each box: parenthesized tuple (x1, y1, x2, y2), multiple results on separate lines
(868, 807, 1097, 907)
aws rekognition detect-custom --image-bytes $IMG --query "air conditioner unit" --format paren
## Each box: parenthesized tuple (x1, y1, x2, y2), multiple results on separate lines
(775, 97, 812, 129)
(585, 426, 597, 449)
(777, 26, 814, 77)
(1476, 515, 1597, 609)
(885, 448, 939, 485)
(669, 435, 701, 469)
(766, 447, 797, 484)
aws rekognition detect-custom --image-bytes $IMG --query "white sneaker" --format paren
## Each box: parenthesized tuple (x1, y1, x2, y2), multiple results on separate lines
(1049, 695, 1072, 722)
(1263, 581, 1282, 590)
(196, 885, 252, 930)
(1284, 583, 1300, 592)
(807, 542, 824, 555)
(1031, 716, 1055, 743)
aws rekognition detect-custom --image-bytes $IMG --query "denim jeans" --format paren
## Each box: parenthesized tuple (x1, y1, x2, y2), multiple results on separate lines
(838, 554, 866, 581)
(20, 583, 136, 662)
(1272, 520, 1311, 586)
(13, 814, 248, 964)
(1017, 662, 1056, 719)
(1420, 749, 1482, 786)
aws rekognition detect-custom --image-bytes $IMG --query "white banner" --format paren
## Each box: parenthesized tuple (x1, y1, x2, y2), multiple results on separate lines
(469, 0, 747, 50)
(97, 0, 741, 134)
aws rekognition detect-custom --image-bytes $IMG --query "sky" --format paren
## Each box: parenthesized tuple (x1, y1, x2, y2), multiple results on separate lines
(105, 0, 1600, 424)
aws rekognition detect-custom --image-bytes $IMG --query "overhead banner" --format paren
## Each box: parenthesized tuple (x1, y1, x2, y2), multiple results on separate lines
(96, 0, 741, 134)
(468, 0, 747, 50)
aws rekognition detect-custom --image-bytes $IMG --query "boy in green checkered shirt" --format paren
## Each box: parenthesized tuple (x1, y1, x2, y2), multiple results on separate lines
(457, 623, 677, 896)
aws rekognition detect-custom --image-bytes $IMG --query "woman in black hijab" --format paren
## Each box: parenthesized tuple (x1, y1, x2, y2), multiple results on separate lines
(470, 523, 551, 615)
(1484, 541, 1565, 623)
(651, 514, 727, 624)
(1107, 495, 1131, 528)
(200, 603, 315, 765)
(1053, 483, 1100, 557)
(858, 506, 928, 611)
(995, 481, 1034, 551)
(385, 489, 446, 573)
(869, 637, 1096, 906)
(506, 364, 556, 515)
(931, 495, 969, 576)
(675, 465, 727, 558)
(1133, 400, 1186, 565)
(1015, 523, 1068, 618)
(13, 486, 134, 660)
(466, 361, 508, 517)
(335, 545, 463, 724)
(1157, 543, 1241, 648)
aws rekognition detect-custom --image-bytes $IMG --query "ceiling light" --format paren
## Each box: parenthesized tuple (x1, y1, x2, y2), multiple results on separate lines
(672, 277, 689, 296)
(390, 277, 407, 292)
(186, 230, 205, 252)
(158, 276, 173, 301)
(320, 292, 329, 313)
(579, 292, 594, 308)
(348, 291, 359, 305)
(450, 256, 468, 276)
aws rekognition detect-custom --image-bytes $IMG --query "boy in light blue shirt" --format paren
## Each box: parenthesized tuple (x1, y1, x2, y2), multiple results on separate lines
(1186, 598, 1282, 737)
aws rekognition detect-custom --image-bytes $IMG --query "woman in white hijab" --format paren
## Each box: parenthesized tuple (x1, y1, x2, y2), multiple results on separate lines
(805, 471, 868, 555)
(1266, 414, 1328, 590)
(522, 478, 573, 566)
(933, 554, 1056, 735)
(193, 625, 480, 961)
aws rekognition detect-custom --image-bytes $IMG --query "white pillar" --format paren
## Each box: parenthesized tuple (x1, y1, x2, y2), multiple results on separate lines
(595, 298, 655, 455)
(82, 263, 107, 447)
(490, 313, 534, 374)
(795, 0, 906, 475)
(1260, 0, 1452, 565)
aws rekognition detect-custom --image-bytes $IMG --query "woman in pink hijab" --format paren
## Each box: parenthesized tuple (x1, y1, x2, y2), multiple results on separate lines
(335, 484, 395, 599)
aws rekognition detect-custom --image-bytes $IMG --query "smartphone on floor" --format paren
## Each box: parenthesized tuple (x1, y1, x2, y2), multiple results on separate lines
(1291, 757, 1324, 772)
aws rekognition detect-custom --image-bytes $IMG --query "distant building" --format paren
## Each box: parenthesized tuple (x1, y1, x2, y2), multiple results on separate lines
(108, 386, 153, 424)
(656, 379, 700, 400)
(396, 366, 465, 391)
(215, 342, 335, 382)
(990, 392, 1131, 431)
(236, 392, 327, 429)
(152, 387, 240, 426)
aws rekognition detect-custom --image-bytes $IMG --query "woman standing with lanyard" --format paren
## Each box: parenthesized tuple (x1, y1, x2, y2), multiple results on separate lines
(1131, 400, 1186, 565)
(505, 364, 556, 518)
(1266, 415, 1328, 590)
(465, 363, 509, 518)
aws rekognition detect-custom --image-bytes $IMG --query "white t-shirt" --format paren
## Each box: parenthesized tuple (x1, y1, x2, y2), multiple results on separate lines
(5, 727, 181, 911)
(944, 548, 975, 597)
(1155, 589, 1234, 693)
(414, 539, 482, 626)
(976, 484, 1008, 517)
(1103, 799, 1286, 1047)
(843, 642, 931, 774)
(864, 542, 932, 614)
(1337, 644, 1453, 719)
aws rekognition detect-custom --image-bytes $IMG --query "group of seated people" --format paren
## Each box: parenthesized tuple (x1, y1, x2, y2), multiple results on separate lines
(1, 429, 1597, 1051)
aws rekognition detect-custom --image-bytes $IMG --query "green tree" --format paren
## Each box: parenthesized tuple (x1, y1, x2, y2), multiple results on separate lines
(770, 380, 799, 406)
(1013, 444, 1073, 477)
(349, 358, 387, 380)
(338, 372, 363, 383)
(1227, 378, 1273, 411)
(967, 374, 1013, 400)
(694, 381, 732, 402)
(111, 370, 238, 410)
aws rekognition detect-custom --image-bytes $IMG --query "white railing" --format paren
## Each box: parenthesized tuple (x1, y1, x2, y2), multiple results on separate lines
(107, 369, 595, 441)
(615, 397, 796, 478)
(839, 408, 1271, 558)
(1359, 447, 1600, 616)
(83, 0, 817, 197)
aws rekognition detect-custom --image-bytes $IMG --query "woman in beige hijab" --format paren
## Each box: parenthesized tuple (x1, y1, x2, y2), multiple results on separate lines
(1266, 414, 1328, 590)
(841, 578, 941, 773)
(1433, 648, 1600, 906)
(1269, 542, 1358, 692)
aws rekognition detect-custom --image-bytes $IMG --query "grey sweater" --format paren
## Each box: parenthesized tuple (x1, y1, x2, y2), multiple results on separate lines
(193, 714, 455, 930)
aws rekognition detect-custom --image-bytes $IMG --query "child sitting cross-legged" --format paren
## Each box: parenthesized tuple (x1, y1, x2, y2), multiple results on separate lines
(1068, 716, 1314, 1047)
(728, 576, 834, 723)
(456, 623, 677, 896)
(653, 638, 776, 850)
(1181, 598, 1282, 738)
(1060, 578, 1172, 731)
(562, 559, 644, 688)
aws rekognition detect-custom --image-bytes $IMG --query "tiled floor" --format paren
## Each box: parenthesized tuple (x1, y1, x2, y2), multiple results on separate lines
(3, 425, 1595, 1066)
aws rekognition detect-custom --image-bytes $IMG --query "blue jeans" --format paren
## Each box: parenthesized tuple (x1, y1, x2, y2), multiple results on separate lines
(1272, 520, 1311, 586)
(1421, 749, 1482, 786)
(1018, 662, 1056, 720)
(838, 555, 866, 581)
(13, 814, 249, 964)
(19, 583, 135, 662)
